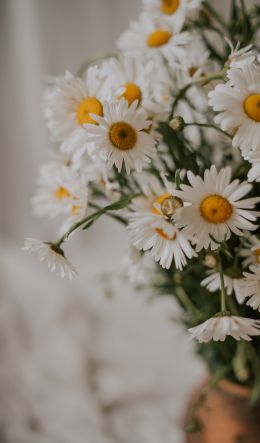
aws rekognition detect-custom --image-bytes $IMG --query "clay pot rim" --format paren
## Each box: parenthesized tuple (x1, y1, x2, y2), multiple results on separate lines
(217, 378, 252, 399)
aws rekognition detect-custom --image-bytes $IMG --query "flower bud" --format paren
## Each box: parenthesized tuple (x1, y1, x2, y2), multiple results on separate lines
(161, 196, 183, 218)
(204, 253, 218, 269)
(169, 116, 185, 131)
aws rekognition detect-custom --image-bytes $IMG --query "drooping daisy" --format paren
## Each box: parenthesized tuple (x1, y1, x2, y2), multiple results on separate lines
(239, 235, 260, 267)
(32, 162, 88, 220)
(85, 99, 156, 174)
(241, 265, 260, 311)
(100, 55, 173, 118)
(174, 166, 259, 251)
(189, 315, 260, 342)
(23, 238, 77, 280)
(225, 38, 256, 69)
(201, 272, 245, 304)
(117, 13, 190, 67)
(208, 64, 260, 156)
(43, 67, 105, 155)
(128, 189, 196, 270)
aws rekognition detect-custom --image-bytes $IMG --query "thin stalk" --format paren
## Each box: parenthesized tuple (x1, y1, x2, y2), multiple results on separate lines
(88, 202, 128, 225)
(175, 286, 199, 318)
(184, 122, 232, 139)
(170, 72, 225, 117)
(218, 254, 227, 313)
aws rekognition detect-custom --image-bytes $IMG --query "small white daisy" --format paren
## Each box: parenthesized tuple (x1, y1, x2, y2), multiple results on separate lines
(201, 272, 245, 304)
(189, 315, 260, 342)
(174, 166, 259, 251)
(225, 38, 256, 69)
(142, 0, 186, 28)
(117, 13, 191, 67)
(241, 265, 260, 311)
(100, 55, 173, 117)
(23, 238, 77, 280)
(128, 191, 196, 270)
(43, 67, 105, 155)
(208, 63, 260, 156)
(85, 99, 156, 174)
(240, 235, 260, 267)
(32, 162, 88, 220)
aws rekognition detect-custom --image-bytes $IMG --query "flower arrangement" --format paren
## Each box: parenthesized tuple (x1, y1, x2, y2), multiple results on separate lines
(24, 0, 260, 409)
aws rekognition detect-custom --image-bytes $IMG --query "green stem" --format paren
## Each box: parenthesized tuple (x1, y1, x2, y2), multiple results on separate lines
(203, 2, 229, 31)
(88, 202, 128, 225)
(184, 122, 232, 139)
(170, 72, 225, 117)
(218, 254, 227, 313)
(54, 194, 137, 247)
(76, 52, 116, 77)
(175, 286, 199, 318)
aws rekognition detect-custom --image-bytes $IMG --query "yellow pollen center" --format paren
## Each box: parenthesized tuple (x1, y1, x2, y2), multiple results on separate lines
(147, 29, 172, 47)
(200, 195, 232, 224)
(243, 94, 260, 122)
(255, 248, 260, 264)
(119, 83, 142, 106)
(109, 122, 137, 150)
(55, 186, 71, 200)
(76, 97, 103, 125)
(155, 227, 177, 241)
(160, 0, 180, 15)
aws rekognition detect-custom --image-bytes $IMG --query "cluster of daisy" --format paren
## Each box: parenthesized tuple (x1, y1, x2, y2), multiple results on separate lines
(24, 0, 260, 351)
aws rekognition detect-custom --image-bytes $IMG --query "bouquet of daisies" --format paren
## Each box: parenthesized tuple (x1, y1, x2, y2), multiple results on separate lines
(24, 0, 260, 400)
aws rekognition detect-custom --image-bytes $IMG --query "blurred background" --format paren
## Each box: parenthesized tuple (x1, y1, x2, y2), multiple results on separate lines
(0, 1, 206, 442)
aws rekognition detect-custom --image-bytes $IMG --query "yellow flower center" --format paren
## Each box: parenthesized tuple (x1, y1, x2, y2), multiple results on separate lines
(200, 195, 233, 224)
(160, 0, 180, 15)
(254, 248, 260, 264)
(147, 29, 172, 48)
(243, 94, 260, 122)
(76, 97, 103, 125)
(155, 227, 177, 240)
(119, 83, 142, 106)
(109, 122, 137, 150)
(55, 186, 71, 200)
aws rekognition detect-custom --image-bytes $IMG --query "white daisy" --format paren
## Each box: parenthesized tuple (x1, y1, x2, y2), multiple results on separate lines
(240, 235, 260, 267)
(174, 166, 259, 251)
(32, 162, 88, 220)
(85, 99, 156, 174)
(241, 265, 260, 311)
(201, 272, 245, 304)
(43, 67, 105, 155)
(23, 238, 77, 280)
(225, 38, 256, 69)
(100, 55, 173, 117)
(189, 315, 260, 342)
(128, 191, 196, 270)
(208, 64, 260, 156)
(142, 0, 186, 28)
(117, 13, 191, 67)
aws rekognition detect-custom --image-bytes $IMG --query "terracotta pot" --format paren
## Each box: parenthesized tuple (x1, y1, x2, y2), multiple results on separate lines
(186, 379, 260, 443)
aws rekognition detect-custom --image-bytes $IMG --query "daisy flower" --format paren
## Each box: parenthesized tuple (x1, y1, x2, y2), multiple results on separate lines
(208, 64, 260, 156)
(23, 238, 77, 280)
(225, 38, 256, 69)
(241, 265, 260, 311)
(100, 55, 173, 117)
(174, 166, 259, 251)
(32, 162, 88, 220)
(128, 190, 196, 270)
(142, 0, 186, 28)
(239, 235, 260, 267)
(85, 99, 156, 174)
(117, 13, 191, 67)
(201, 272, 245, 304)
(43, 67, 105, 155)
(189, 315, 260, 342)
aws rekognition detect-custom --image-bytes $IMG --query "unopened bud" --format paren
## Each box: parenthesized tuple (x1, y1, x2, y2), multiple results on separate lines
(161, 196, 183, 218)
(204, 254, 218, 269)
(169, 116, 185, 131)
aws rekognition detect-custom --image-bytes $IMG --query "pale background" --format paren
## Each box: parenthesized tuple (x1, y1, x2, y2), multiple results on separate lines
(0, 1, 207, 442)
